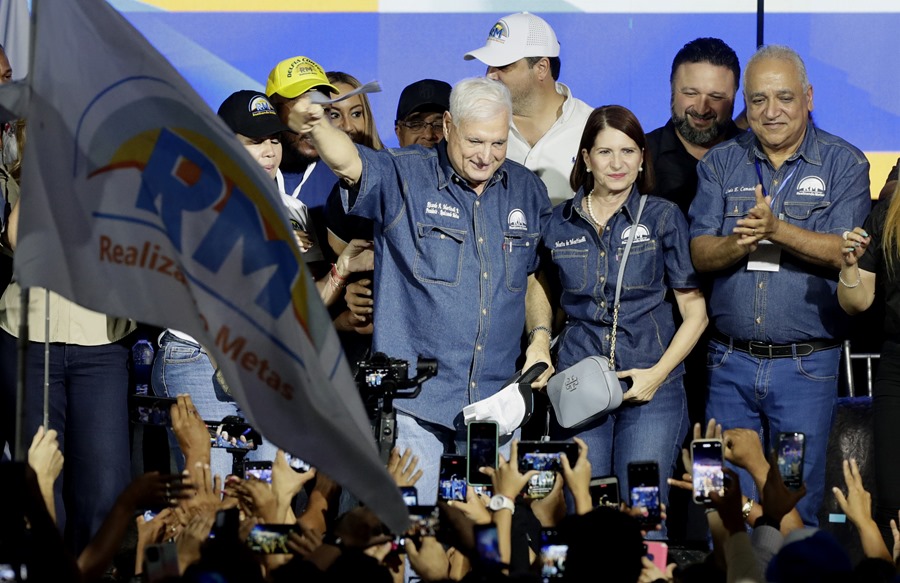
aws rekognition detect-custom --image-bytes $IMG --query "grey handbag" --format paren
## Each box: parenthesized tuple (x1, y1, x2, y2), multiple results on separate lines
(547, 194, 647, 429)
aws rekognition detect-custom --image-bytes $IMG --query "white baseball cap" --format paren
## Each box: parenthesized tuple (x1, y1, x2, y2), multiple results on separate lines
(464, 12, 560, 68)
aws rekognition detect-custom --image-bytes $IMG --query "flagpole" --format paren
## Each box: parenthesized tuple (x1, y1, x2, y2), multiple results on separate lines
(43, 289, 49, 428)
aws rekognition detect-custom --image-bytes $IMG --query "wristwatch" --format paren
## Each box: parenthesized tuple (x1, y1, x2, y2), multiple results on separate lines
(489, 494, 515, 514)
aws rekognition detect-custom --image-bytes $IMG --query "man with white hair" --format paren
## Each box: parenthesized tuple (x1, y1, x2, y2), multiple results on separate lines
(465, 12, 592, 205)
(288, 77, 554, 503)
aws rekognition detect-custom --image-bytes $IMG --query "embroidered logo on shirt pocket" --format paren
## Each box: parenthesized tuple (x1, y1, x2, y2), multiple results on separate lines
(551, 247, 589, 293)
(414, 223, 468, 286)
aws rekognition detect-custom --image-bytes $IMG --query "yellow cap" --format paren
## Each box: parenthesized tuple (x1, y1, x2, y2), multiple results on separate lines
(265, 56, 338, 99)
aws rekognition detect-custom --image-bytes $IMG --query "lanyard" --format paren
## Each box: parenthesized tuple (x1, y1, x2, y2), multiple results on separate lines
(754, 158, 798, 210)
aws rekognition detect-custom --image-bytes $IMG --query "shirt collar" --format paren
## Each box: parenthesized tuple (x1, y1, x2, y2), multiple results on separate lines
(436, 139, 509, 192)
(749, 121, 822, 166)
(562, 185, 642, 223)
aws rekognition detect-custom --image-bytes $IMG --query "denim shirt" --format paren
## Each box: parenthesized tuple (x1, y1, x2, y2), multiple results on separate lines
(689, 124, 870, 343)
(546, 187, 698, 376)
(345, 142, 552, 428)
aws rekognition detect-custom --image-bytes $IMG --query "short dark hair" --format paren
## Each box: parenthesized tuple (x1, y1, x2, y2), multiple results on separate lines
(570, 105, 655, 195)
(670, 37, 740, 89)
(525, 56, 561, 81)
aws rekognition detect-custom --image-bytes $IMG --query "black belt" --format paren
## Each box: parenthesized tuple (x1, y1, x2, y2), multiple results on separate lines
(711, 331, 839, 358)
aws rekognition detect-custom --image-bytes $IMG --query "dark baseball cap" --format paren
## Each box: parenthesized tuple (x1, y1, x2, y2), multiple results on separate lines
(217, 90, 292, 138)
(395, 79, 452, 122)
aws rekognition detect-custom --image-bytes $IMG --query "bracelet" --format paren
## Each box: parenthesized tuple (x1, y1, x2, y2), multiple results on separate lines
(331, 263, 348, 282)
(741, 498, 755, 520)
(528, 325, 551, 343)
(838, 269, 860, 288)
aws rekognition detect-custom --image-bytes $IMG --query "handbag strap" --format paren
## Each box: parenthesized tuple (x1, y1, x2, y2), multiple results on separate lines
(609, 194, 647, 367)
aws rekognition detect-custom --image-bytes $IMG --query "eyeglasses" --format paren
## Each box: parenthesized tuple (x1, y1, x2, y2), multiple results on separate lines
(396, 120, 443, 134)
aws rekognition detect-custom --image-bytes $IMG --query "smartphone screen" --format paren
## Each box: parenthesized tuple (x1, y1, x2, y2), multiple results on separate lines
(401, 486, 418, 506)
(244, 461, 273, 483)
(589, 476, 620, 508)
(284, 452, 311, 473)
(129, 395, 177, 426)
(407, 505, 439, 538)
(691, 439, 724, 504)
(776, 432, 805, 490)
(467, 422, 498, 486)
(207, 421, 261, 451)
(474, 524, 502, 565)
(517, 441, 578, 499)
(628, 461, 661, 526)
(246, 524, 297, 554)
(540, 528, 568, 581)
(439, 454, 467, 501)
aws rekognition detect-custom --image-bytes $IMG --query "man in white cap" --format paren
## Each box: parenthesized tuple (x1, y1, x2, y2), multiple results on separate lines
(465, 12, 593, 205)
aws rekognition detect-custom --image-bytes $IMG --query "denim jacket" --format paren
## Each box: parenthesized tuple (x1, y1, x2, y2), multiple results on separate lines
(345, 142, 552, 428)
(546, 187, 698, 376)
(689, 124, 870, 343)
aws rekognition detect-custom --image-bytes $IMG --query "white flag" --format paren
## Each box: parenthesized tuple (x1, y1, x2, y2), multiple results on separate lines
(14, 0, 407, 533)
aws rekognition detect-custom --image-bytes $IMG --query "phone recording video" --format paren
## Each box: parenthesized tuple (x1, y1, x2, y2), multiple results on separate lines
(467, 421, 498, 487)
(401, 486, 418, 506)
(539, 528, 568, 581)
(691, 439, 724, 504)
(129, 395, 177, 426)
(776, 432, 805, 490)
(438, 454, 467, 501)
(246, 524, 297, 554)
(207, 419, 261, 451)
(474, 524, 502, 565)
(284, 452, 311, 472)
(517, 441, 578, 499)
(243, 461, 273, 483)
(628, 461, 661, 526)
(589, 475, 620, 508)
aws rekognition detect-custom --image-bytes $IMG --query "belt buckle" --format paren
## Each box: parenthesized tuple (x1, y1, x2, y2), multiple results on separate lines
(748, 341, 773, 358)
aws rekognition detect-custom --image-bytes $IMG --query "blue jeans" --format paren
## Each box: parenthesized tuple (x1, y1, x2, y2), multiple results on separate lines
(0, 329, 131, 554)
(705, 338, 839, 526)
(151, 333, 276, 481)
(550, 376, 688, 539)
(396, 412, 516, 505)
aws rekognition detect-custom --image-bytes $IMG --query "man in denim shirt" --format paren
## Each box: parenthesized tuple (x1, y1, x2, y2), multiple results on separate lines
(689, 45, 870, 525)
(288, 77, 554, 503)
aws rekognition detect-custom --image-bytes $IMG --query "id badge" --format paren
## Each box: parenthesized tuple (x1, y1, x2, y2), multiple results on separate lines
(747, 240, 781, 272)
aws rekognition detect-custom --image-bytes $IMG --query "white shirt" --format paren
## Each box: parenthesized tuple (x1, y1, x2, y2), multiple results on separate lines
(506, 82, 593, 207)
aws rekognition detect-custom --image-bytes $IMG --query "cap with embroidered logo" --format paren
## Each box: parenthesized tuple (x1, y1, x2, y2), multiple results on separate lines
(464, 12, 560, 68)
(265, 55, 338, 99)
(217, 90, 291, 138)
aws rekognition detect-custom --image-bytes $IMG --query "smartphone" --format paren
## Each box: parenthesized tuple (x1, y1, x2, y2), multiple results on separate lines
(474, 523, 502, 565)
(467, 421, 498, 486)
(628, 461, 661, 527)
(284, 452, 311, 472)
(517, 441, 578, 499)
(407, 505, 439, 538)
(0, 564, 27, 583)
(144, 542, 179, 582)
(401, 486, 418, 506)
(539, 528, 568, 581)
(776, 432, 806, 490)
(438, 454, 468, 501)
(691, 439, 724, 504)
(207, 419, 261, 451)
(589, 475, 620, 508)
(645, 541, 668, 572)
(243, 461, 273, 483)
(210, 507, 239, 540)
(129, 395, 177, 426)
(246, 524, 298, 554)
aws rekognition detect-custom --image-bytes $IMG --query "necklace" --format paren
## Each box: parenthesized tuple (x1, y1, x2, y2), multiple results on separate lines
(585, 188, 603, 228)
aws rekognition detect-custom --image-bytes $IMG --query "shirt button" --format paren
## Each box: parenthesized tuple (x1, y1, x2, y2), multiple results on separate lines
(599, 276, 605, 283)
(605, 334, 610, 340)
(439, 234, 446, 239)
(482, 309, 487, 315)
(470, 382, 477, 388)
(605, 225, 611, 231)
(476, 345, 482, 351)
(478, 237, 484, 244)
(483, 272, 488, 279)
(525, 241, 530, 247)
(600, 251, 606, 257)
(475, 201, 480, 207)
(600, 301, 605, 307)
(758, 282, 764, 289)
(755, 317, 762, 324)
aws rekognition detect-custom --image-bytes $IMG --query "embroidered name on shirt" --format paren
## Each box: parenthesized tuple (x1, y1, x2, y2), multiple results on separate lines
(508, 209, 527, 231)
(724, 186, 757, 194)
(425, 201, 460, 219)
(554, 236, 587, 248)
(620, 224, 651, 244)
(796, 176, 826, 197)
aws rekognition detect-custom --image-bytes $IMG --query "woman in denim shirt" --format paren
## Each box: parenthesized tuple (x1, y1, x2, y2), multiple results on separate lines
(545, 106, 708, 530)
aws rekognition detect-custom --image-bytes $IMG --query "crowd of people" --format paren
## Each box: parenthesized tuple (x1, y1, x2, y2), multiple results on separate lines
(1, 9, 900, 582)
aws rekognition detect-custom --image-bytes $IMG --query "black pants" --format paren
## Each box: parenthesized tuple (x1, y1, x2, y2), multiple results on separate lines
(874, 341, 900, 536)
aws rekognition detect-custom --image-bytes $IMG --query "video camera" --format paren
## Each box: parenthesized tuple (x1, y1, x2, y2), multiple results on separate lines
(356, 352, 437, 463)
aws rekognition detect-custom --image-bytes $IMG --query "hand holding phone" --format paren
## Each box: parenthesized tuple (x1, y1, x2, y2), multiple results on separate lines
(589, 476, 620, 508)
(628, 461, 661, 526)
(517, 441, 578, 499)
(467, 421, 498, 487)
(438, 454, 467, 501)
(246, 524, 299, 553)
(776, 432, 805, 490)
(244, 461, 273, 483)
(540, 528, 568, 580)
